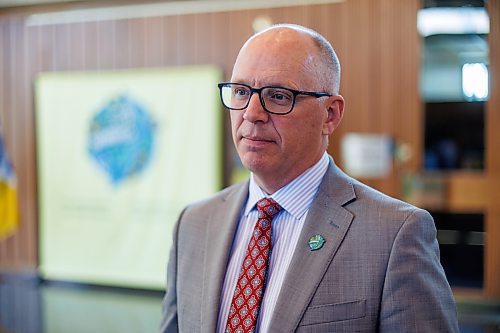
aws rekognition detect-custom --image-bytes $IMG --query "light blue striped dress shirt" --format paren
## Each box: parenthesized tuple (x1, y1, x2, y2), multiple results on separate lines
(217, 152, 330, 333)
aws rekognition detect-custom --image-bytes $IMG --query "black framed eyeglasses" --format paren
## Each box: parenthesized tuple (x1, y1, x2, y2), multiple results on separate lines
(217, 82, 332, 115)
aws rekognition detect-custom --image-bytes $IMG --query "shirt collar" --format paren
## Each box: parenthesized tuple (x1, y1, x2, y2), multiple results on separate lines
(244, 152, 330, 220)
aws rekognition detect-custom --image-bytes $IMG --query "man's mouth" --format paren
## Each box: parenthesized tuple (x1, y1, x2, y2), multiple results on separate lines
(244, 136, 273, 142)
(241, 136, 275, 147)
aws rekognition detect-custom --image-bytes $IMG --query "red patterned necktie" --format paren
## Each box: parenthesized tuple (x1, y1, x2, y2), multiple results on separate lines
(225, 197, 282, 333)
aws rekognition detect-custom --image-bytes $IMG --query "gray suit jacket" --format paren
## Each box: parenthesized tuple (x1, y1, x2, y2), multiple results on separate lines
(160, 158, 459, 332)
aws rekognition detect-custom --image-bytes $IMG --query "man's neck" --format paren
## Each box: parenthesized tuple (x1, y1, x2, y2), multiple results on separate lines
(252, 152, 327, 194)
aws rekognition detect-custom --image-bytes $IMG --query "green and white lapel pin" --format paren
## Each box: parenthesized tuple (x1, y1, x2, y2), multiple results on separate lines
(308, 234, 325, 251)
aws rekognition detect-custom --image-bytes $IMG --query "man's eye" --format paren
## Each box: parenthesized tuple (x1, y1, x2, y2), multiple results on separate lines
(268, 90, 292, 102)
(272, 93, 288, 101)
(234, 88, 248, 96)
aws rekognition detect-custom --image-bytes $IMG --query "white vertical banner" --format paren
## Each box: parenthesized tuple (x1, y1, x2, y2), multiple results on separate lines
(36, 66, 222, 289)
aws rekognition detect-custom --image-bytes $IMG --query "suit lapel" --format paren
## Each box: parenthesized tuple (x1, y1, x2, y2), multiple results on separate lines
(268, 161, 356, 332)
(201, 182, 249, 332)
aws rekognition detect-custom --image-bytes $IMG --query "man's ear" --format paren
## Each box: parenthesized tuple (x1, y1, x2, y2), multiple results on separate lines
(322, 95, 345, 135)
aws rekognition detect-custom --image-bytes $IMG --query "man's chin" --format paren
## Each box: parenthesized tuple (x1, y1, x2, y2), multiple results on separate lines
(240, 154, 274, 174)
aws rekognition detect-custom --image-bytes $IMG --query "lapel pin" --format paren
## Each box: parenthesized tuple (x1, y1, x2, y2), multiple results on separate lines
(308, 234, 325, 251)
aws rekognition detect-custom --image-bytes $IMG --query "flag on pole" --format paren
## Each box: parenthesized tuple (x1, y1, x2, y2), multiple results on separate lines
(0, 131, 19, 239)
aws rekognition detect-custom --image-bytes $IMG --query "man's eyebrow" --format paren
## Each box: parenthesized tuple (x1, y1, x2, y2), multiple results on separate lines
(230, 79, 253, 84)
(230, 80, 293, 89)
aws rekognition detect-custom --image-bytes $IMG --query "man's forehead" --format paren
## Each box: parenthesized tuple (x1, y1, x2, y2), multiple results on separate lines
(237, 31, 317, 67)
(233, 34, 318, 82)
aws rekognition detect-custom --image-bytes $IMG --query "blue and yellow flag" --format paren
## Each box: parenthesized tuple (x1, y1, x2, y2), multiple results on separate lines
(0, 131, 18, 239)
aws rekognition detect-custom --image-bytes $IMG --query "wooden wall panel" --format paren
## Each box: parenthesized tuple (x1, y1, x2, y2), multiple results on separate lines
(1, 17, 39, 270)
(486, 0, 500, 298)
(330, 0, 421, 198)
(0, 1, 421, 272)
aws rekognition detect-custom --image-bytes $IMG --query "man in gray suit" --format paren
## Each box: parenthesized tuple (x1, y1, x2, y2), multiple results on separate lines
(161, 24, 459, 332)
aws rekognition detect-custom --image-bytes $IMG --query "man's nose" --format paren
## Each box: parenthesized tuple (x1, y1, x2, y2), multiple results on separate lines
(244, 93, 269, 123)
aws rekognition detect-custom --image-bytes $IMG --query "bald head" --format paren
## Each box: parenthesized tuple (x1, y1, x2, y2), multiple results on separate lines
(237, 24, 341, 95)
(228, 24, 345, 193)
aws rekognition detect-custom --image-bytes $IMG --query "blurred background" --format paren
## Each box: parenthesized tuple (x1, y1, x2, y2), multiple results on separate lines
(0, 0, 499, 332)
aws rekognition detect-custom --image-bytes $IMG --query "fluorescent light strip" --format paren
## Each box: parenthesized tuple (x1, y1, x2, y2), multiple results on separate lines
(418, 7, 489, 37)
(26, 0, 344, 26)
